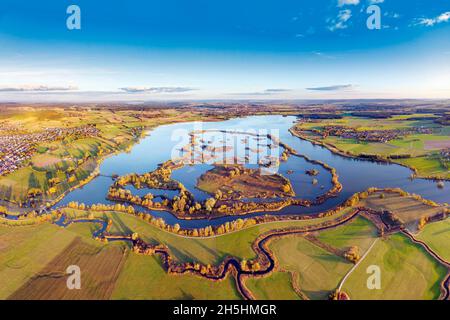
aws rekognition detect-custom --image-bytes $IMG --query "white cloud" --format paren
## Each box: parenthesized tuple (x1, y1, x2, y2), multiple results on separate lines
(328, 9, 352, 31)
(338, 0, 359, 7)
(415, 11, 450, 27)
(339, 9, 352, 21)
(368, 0, 384, 4)
(306, 84, 355, 91)
(119, 86, 195, 93)
(264, 88, 291, 93)
(437, 12, 450, 23)
(0, 84, 78, 92)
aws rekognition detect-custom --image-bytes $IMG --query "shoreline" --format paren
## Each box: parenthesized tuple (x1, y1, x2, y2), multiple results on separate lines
(42, 186, 448, 239)
(1, 114, 447, 222)
(0, 115, 232, 215)
(289, 127, 450, 182)
(106, 127, 343, 220)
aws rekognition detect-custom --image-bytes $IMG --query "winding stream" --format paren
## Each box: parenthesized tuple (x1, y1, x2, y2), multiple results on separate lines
(54, 115, 448, 229)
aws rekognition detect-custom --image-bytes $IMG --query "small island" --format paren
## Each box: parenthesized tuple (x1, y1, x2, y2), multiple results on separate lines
(196, 164, 295, 200)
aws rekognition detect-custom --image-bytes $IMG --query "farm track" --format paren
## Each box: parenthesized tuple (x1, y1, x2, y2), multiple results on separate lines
(59, 206, 450, 300)
(336, 238, 379, 295)
(64, 207, 363, 300)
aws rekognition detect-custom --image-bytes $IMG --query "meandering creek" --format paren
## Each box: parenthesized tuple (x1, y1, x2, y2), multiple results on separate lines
(55, 115, 448, 229)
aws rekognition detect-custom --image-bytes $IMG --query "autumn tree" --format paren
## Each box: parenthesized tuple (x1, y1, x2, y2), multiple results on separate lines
(344, 246, 360, 263)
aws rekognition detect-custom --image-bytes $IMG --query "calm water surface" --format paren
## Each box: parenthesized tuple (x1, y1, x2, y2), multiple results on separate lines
(56, 116, 448, 228)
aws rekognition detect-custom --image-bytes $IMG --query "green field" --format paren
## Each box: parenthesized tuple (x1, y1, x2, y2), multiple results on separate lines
(244, 215, 447, 300)
(295, 115, 450, 179)
(245, 272, 301, 300)
(0, 203, 447, 300)
(317, 215, 378, 251)
(0, 135, 114, 205)
(416, 218, 450, 261)
(341, 233, 447, 300)
(111, 254, 240, 300)
(0, 223, 82, 298)
(259, 236, 352, 300)
(246, 217, 377, 300)
(64, 207, 354, 265)
(0, 219, 241, 300)
(0, 107, 448, 300)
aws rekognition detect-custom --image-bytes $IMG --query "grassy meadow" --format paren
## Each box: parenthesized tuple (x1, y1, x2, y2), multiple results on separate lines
(416, 218, 450, 261)
(0, 202, 447, 300)
(111, 254, 240, 300)
(63, 207, 354, 265)
(245, 216, 377, 300)
(295, 115, 450, 179)
(341, 233, 447, 300)
(245, 272, 301, 300)
(0, 223, 84, 298)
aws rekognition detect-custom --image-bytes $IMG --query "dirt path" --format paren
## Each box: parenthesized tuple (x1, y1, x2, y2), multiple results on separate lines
(101, 207, 362, 299)
(336, 238, 379, 294)
(58, 208, 449, 301)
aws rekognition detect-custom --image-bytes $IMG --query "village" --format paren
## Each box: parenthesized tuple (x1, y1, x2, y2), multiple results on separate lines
(0, 125, 99, 176)
(314, 125, 434, 143)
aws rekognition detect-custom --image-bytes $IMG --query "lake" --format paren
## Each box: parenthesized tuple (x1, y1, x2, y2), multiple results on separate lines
(56, 115, 448, 228)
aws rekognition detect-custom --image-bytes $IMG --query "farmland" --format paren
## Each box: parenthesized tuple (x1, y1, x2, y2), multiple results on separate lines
(0, 223, 81, 298)
(0, 104, 448, 301)
(1, 186, 447, 300)
(111, 254, 240, 300)
(292, 114, 450, 179)
(360, 191, 446, 231)
(64, 208, 354, 265)
(341, 233, 447, 300)
(9, 238, 127, 300)
(2, 0, 450, 305)
(0, 107, 224, 209)
(246, 216, 377, 300)
(416, 218, 450, 261)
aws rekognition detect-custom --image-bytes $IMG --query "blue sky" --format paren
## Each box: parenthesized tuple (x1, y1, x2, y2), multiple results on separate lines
(0, 0, 449, 101)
